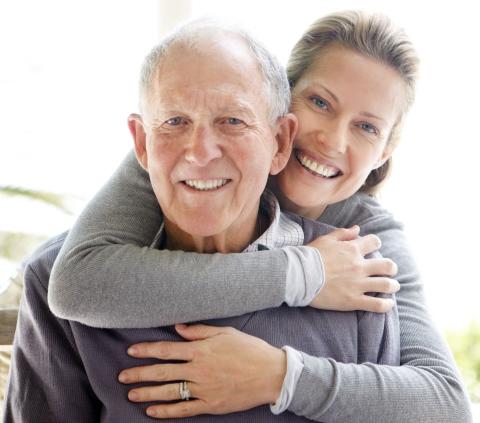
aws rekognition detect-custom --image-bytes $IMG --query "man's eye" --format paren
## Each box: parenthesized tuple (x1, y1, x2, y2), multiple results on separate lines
(359, 122, 379, 135)
(165, 117, 184, 126)
(309, 96, 328, 110)
(226, 117, 244, 125)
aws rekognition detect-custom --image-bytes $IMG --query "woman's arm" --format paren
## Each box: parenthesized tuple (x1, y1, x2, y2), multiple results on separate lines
(118, 207, 472, 422)
(288, 194, 472, 422)
(49, 152, 395, 328)
(49, 152, 316, 328)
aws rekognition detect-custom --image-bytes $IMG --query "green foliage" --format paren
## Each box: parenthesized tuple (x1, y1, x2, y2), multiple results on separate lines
(0, 186, 72, 214)
(446, 322, 480, 403)
(0, 232, 47, 262)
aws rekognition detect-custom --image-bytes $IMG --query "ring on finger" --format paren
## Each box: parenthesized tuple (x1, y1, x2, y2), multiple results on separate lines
(179, 380, 191, 401)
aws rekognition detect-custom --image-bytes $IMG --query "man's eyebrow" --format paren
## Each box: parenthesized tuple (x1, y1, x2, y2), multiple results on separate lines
(220, 103, 256, 115)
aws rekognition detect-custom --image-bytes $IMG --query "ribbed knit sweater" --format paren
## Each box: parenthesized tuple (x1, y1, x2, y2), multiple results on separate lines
(45, 151, 473, 422)
(3, 212, 399, 421)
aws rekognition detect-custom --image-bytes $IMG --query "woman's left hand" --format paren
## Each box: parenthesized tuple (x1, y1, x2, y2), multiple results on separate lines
(118, 323, 287, 419)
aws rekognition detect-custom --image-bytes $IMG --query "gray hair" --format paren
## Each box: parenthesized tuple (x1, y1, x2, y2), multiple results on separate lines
(287, 10, 420, 194)
(139, 18, 290, 124)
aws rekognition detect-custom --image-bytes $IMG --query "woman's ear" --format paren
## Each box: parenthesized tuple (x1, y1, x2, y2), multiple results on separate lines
(269, 113, 298, 175)
(128, 113, 149, 171)
(373, 142, 396, 170)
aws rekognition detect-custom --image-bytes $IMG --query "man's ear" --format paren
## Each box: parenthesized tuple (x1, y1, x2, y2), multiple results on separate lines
(128, 113, 148, 171)
(269, 113, 298, 175)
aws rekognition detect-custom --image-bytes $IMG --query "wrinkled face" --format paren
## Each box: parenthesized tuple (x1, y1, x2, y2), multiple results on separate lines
(134, 40, 283, 240)
(276, 45, 405, 218)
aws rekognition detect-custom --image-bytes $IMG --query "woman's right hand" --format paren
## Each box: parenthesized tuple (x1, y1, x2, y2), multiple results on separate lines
(308, 226, 399, 313)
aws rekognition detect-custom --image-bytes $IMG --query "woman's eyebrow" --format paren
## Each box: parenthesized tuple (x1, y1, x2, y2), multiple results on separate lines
(359, 111, 386, 123)
(309, 83, 339, 103)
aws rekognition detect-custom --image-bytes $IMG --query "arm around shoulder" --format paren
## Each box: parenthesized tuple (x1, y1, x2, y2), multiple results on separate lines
(49, 152, 320, 328)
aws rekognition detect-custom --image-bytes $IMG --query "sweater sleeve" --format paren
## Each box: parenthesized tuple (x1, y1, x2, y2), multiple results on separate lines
(286, 195, 473, 422)
(2, 253, 101, 422)
(49, 151, 321, 328)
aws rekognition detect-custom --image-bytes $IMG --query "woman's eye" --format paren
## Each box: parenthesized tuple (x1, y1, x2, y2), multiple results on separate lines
(310, 96, 328, 110)
(359, 122, 378, 135)
(165, 117, 184, 126)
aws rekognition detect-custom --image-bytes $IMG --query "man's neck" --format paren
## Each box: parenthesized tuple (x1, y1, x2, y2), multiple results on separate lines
(163, 209, 269, 254)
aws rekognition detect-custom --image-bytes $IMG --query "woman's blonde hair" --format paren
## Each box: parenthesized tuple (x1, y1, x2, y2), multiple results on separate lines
(287, 10, 420, 194)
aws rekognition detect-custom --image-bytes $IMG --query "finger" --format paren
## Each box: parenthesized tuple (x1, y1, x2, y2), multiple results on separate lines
(118, 363, 192, 384)
(175, 323, 229, 341)
(325, 226, 360, 241)
(128, 381, 198, 403)
(352, 234, 382, 256)
(356, 295, 395, 313)
(364, 277, 400, 294)
(146, 399, 207, 419)
(127, 341, 194, 361)
(364, 257, 398, 277)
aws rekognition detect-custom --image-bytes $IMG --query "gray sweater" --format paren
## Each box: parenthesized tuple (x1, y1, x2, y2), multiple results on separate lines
(3, 216, 398, 422)
(48, 152, 472, 421)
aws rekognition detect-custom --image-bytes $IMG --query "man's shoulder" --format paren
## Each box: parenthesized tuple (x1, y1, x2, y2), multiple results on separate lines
(22, 232, 68, 290)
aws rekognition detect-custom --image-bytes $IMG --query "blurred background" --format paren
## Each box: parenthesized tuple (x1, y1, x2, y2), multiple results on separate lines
(1, 0, 479, 418)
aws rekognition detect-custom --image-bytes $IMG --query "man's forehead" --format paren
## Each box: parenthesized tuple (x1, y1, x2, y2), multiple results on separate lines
(146, 82, 266, 121)
(143, 37, 269, 120)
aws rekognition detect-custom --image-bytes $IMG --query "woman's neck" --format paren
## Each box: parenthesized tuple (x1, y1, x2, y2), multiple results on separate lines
(267, 178, 327, 221)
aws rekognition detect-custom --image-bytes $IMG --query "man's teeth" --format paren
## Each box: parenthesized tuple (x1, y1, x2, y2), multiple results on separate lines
(184, 179, 229, 191)
(298, 154, 339, 178)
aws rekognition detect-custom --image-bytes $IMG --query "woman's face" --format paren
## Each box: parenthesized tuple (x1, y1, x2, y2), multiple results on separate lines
(275, 45, 405, 219)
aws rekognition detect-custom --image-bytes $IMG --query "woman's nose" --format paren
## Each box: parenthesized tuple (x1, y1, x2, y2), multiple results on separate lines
(317, 120, 348, 155)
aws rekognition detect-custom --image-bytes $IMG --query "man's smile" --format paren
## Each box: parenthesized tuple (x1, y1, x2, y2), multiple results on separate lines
(182, 178, 231, 191)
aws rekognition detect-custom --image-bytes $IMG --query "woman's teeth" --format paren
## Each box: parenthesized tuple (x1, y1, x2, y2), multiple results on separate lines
(184, 179, 229, 191)
(297, 154, 340, 178)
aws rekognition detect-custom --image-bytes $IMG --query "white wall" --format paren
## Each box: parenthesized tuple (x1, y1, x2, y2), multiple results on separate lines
(1, 0, 479, 329)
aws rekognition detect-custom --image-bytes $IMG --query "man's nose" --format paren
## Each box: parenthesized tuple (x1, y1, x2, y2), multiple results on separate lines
(317, 119, 348, 155)
(184, 126, 222, 166)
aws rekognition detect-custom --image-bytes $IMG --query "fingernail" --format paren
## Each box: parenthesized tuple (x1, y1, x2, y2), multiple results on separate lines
(127, 346, 138, 356)
(128, 390, 139, 401)
(146, 408, 157, 417)
(118, 372, 129, 383)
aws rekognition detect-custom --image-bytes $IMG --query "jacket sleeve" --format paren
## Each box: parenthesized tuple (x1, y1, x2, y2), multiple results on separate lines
(2, 258, 101, 422)
(49, 151, 321, 328)
(286, 199, 473, 422)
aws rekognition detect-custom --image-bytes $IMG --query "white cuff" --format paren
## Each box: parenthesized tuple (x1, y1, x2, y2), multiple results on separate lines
(283, 246, 325, 307)
(270, 346, 305, 415)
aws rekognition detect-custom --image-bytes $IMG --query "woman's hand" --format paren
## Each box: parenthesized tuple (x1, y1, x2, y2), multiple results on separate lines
(309, 226, 400, 313)
(118, 323, 287, 419)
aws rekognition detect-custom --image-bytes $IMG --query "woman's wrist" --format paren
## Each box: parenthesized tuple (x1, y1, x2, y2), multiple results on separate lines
(264, 346, 287, 404)
(270, 346, 305, 414)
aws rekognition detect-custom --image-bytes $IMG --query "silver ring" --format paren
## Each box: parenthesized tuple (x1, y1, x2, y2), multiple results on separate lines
(179, 380, 191, 401)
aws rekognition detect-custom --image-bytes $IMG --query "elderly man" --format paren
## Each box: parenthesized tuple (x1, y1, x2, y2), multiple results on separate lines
(3, 21, 398, 422)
